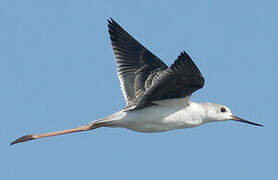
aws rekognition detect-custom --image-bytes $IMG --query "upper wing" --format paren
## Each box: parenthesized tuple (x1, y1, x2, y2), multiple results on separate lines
(132, 51, 205, 110)
(108, 18, 168, 106)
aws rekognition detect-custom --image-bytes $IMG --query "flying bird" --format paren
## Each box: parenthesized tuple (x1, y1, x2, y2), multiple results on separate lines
(11, 18, 263, 145)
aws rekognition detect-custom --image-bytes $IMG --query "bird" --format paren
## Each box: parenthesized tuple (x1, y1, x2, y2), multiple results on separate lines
(11, 18, 263, 145)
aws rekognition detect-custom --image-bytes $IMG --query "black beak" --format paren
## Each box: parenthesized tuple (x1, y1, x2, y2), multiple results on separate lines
(231, 115, 263, 127)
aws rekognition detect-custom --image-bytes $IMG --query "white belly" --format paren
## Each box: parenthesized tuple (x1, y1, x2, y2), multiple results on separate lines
(116, 98, 204, 132)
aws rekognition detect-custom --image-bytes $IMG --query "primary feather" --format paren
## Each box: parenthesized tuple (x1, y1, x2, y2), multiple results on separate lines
(108, 18, 204, 110)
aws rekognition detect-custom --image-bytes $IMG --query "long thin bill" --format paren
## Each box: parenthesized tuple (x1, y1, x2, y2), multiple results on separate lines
(231, 115, 263, 127)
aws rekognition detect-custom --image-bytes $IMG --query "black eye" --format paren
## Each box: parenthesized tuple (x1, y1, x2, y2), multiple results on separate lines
(220, 107, 226, 113)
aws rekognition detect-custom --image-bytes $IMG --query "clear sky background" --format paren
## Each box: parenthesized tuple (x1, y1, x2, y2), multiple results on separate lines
(1, 0, 277, 179)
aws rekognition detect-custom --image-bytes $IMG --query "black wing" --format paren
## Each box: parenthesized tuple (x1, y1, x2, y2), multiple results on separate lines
(108, 18, 168, 106)
(132, 51, 205, 110)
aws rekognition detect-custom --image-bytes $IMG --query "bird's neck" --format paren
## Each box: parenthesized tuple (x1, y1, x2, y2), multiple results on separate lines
(198, 102, 219, 124)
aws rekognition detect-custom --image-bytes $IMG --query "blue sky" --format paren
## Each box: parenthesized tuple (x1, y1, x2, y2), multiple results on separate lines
(1, 0, 277, 179)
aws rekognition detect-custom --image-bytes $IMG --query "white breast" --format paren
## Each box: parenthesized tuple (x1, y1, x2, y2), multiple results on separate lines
(118, 98, 205, 132)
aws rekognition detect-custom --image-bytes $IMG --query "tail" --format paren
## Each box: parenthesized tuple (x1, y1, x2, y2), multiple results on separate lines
(10, 119, 114, 146)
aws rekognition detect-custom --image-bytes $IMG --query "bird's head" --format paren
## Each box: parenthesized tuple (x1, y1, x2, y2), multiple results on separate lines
(204, 103, 263, 126)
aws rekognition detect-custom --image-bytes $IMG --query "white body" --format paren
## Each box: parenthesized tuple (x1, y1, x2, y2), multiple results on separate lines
(98, 98, 209, 132)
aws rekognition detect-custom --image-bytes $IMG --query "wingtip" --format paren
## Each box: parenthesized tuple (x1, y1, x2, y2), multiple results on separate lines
(107, 17, 117, 25)
(180, 50, 190, 57)
(107, 17, 113, 23)
(107, 18, 117, 33)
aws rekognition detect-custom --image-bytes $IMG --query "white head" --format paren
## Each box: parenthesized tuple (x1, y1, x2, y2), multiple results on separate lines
(203, 103, 263, 126)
